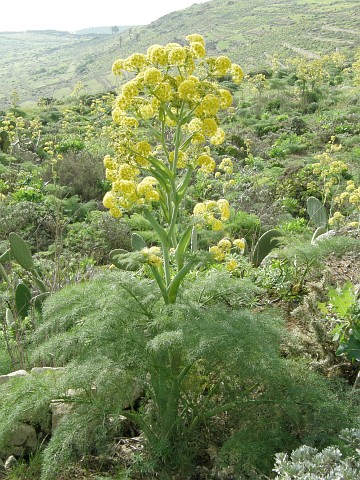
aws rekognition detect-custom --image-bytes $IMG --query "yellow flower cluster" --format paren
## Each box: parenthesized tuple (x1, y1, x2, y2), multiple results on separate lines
(197, 153, 216, 174)
(103, 151, 160, 217)
(193, 199, 230, 230)
(219, 157, 233, 175)
(209, 237, 246, 271)
(104, 35, 244, 219)
(331, 179, 360, 227)
(328, 210, 345, 226)
(308, 140, 349, 202)
(141, 246, 162, 267)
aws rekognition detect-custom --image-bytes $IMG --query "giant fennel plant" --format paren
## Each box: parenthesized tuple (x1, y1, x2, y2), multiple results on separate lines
(102, 34, 243, 303)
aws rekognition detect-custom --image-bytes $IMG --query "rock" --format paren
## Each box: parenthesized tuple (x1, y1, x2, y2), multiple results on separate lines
(312, 229, 336, 244)
(50, 402, 75, 432)
(4, 455, 17, 470)
(0, 424, 38, 459)
(0, 370, 29, 386)
(113, 435, 144, 465)
(8, 423, 37, 456)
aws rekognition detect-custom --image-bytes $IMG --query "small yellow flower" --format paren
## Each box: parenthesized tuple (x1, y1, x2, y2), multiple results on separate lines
(155, 82, 173, 102)
(219, 158, 233, 175)
(197, 154, 216, 174)
(333, 211, 344, 220)
(193, 203, 207, 216)
(122, 80, 139, 99)
(226, 259, 238, 272)
(212, 219, 223, 231)
(147, 45, 167, 65)
(190, 42, 206, 59)
(233, 238, 245, 251)
(217, 199, 230, 220)
(109, 206, 122, 218)
(218, 89, 233, 109)
(168, 46, 187, 66)
(218, 238, 232, 251)
(103, 155, 116, 169)
(143, 67, 163, 85)
(201, 94, 221, 116)
(209, 245, 225, 261)
(231, 63, 244, 83)
(214, 56, 232, 76)
(112, 59, 124, 75)
(186, 34, 205, 45)
(201, 118, 218, 137)
(210, 128, 226, 145)
(124, 53, 147, 70)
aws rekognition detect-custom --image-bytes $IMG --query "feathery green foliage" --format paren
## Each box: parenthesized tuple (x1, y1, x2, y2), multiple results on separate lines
(0, 270, 357, 478)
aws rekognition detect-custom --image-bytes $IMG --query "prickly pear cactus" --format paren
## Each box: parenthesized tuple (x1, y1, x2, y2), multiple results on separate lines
(252, 229, 282, 267)
(306, 196, 328, 229)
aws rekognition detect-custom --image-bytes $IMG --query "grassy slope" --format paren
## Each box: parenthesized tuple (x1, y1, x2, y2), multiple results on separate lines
(1, 0, 360, 108)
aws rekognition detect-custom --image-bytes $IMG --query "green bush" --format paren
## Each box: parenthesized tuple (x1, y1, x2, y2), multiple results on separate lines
(63, 211, 131, 263)
(0, 271, 357, 478)
(44, 151, 106, 201)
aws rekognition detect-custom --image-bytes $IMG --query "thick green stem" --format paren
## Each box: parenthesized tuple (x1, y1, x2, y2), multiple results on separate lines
(162, 241, 172, 289)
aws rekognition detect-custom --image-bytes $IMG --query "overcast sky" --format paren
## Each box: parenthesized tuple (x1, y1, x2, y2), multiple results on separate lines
(0, 0, 211, 32)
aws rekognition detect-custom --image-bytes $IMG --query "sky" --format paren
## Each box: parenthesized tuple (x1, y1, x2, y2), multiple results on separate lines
(0, 0, 211, 33)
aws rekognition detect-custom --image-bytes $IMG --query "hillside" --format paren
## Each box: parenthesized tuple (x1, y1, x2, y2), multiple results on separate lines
(1, 0, 360, 108)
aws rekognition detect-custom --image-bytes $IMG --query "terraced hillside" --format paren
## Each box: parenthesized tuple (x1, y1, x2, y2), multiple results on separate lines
(1, 0, 360, 108)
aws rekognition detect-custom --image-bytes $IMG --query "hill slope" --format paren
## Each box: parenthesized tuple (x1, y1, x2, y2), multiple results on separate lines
(1, 0, 360, 108)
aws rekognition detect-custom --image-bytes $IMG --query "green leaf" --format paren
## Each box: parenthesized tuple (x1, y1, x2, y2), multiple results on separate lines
(328, 282, 355, 318)
(167, 260, 196, 303)
(306, 196, 327, 228)
(32, 274, 47, 293)
(176, 168, 193, 200)
(317, 302, 329, 315)
(15, 283, 32, 319)
(191, 227, 197, 253)
(149, 265, 168, 303)
(33, 292, 49, 311)
(109, 250, 143, 271)
(148, 155, 174, 182)
(143, 209, 169, 246)
(352, 326, 360, 341)
(336, 336, 360, 362)
(0, 249, 11, 264)
(161, 103, 178, 123)
(131, 233, 146, 251)
(175, 226, 192, 270)
(9, 232, 35, 271)
(0, 130, 10, 153)
(5, 308, 14, 328)
(251, 229, 282, 267)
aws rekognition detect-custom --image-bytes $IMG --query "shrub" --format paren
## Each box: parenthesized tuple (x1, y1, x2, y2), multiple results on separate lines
(44, 151, 105, 201)
(0, 271, 357, 478)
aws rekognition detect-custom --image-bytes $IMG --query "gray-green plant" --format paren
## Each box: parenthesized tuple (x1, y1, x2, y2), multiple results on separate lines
(273, 428, 360, 480)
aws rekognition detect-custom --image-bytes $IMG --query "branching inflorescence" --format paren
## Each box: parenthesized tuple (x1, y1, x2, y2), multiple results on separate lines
(103, 34, 244, 303)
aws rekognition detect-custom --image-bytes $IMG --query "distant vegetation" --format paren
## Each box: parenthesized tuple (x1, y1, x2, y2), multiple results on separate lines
(1, 0, 360, 108)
